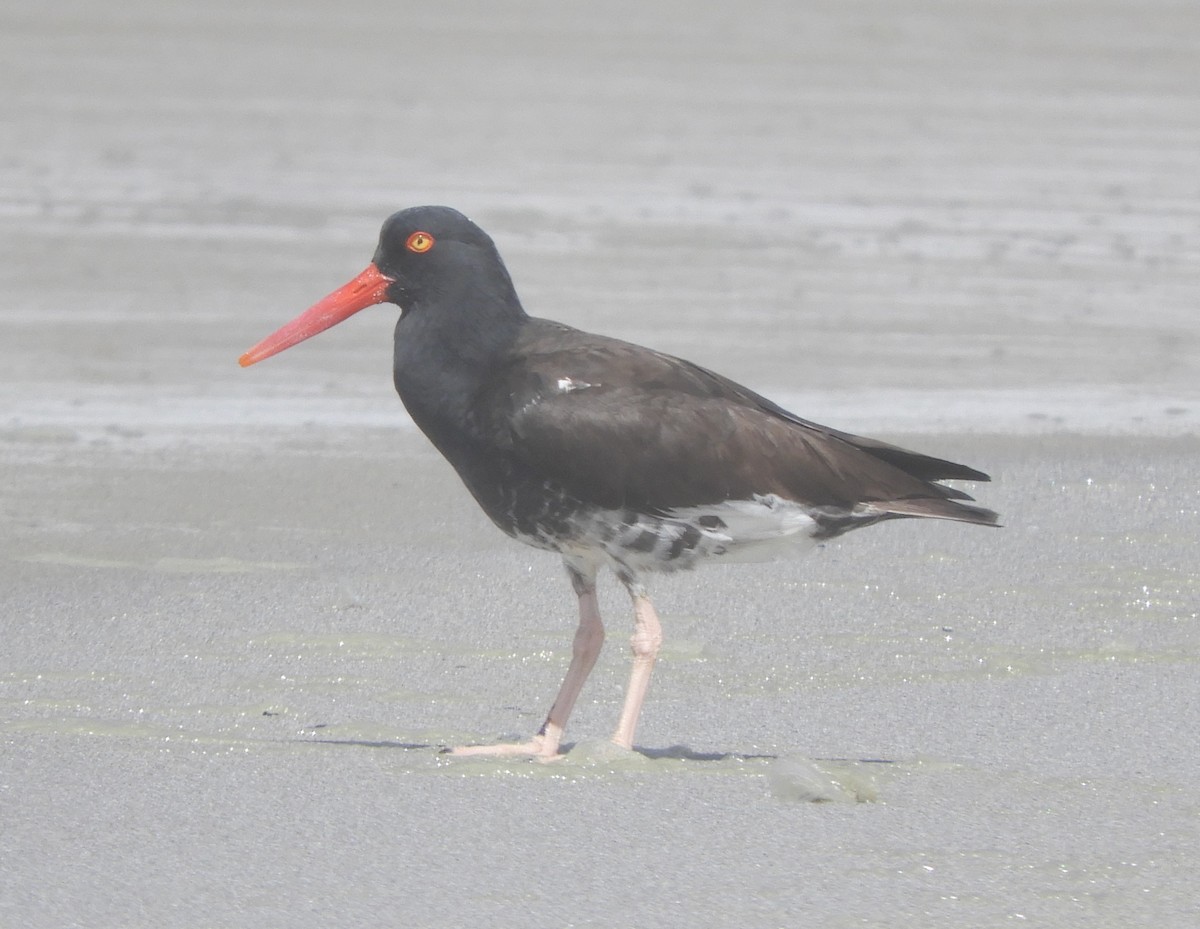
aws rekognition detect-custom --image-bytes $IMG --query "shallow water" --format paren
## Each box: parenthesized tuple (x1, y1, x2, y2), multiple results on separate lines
(3, 1, 1199, 927)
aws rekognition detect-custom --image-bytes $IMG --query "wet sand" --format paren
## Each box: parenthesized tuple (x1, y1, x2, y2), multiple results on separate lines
(3, 1, 1198, 926)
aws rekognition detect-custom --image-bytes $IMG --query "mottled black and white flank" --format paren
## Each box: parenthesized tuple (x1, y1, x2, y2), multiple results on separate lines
(243, 205, 999, 757)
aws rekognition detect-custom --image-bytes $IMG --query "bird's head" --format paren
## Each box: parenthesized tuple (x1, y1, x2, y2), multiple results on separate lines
(239, 205, 513, 367)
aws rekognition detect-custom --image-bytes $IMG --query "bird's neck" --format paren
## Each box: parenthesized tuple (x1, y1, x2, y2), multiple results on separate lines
(392, 285, 526, 452)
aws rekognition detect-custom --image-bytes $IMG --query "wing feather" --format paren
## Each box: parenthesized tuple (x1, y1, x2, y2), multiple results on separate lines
(486, 320, 998, 528)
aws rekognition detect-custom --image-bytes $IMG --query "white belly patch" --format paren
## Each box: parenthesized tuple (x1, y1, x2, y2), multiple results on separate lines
(550, 494, 822, 578)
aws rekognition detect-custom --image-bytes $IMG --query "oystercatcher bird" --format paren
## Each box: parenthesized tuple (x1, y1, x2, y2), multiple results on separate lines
(240, 206, 998, 758)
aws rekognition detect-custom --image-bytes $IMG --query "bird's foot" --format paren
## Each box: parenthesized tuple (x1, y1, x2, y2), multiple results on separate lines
(445, 728, 565, 762)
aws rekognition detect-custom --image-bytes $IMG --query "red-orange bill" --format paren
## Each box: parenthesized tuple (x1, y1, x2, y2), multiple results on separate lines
(238, 263, 393, 367)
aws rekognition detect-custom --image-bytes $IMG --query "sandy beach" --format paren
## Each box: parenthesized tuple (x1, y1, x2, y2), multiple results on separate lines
(3, 1, 1198, 926)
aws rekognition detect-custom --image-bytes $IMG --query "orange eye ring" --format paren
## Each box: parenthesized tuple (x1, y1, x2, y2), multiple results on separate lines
(406, 231, 435, 253)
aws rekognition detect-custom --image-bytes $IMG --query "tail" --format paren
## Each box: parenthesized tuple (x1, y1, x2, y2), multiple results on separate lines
(811, 425, 1000, 527)
(876, 495, 1000, 527)
(810, 494, 999, 540)
(801, 433, 1001, 537)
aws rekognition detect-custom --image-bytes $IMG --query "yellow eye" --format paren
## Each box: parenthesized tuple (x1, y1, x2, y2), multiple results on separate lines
(406, 231, 435, 253)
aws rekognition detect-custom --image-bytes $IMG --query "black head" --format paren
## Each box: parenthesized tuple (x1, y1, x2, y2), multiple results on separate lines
(373, 206, 517, 311)
(239, 205, 522, 367)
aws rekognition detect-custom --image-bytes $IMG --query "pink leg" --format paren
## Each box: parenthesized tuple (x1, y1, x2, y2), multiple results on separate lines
(450, 565, 604, 759)
(609, 587, 663, 751)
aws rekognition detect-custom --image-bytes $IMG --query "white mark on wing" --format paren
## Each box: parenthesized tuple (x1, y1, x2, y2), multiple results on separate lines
(555, 377, 594, 393)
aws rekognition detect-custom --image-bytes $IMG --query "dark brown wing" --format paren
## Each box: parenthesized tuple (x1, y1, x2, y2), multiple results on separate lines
(489, 320, 998, 526)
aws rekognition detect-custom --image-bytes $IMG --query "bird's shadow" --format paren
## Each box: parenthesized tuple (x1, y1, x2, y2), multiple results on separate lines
(298, 731, 895, 766)
(635, 743, 776, 762)
(299, 733, 757, 759)
(624, 745, 896, 765)
(304, 736, 436, 751)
